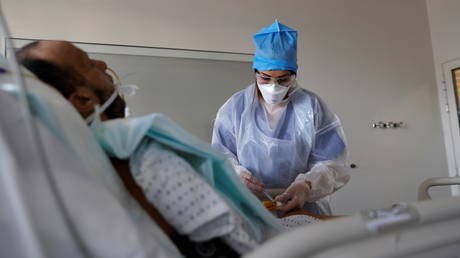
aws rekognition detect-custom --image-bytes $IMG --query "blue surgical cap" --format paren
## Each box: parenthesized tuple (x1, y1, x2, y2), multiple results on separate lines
(252, 20, 298, 72)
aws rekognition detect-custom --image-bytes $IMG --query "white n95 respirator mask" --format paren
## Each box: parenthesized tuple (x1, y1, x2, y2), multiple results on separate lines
(257, 82, 291, 105)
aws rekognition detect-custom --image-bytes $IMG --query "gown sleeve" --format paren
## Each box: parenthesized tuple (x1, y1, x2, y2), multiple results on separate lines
(296, 96, 350, 201)
(212, 97, 249, 175)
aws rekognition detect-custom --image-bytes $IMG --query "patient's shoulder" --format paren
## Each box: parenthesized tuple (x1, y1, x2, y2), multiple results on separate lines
(129, 139, 196, 179)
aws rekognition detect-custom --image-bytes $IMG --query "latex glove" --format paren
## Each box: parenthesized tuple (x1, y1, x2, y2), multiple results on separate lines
(299, 160, 350, 201)
(239, 171, 264, 194)
(275, 180, 312, 212)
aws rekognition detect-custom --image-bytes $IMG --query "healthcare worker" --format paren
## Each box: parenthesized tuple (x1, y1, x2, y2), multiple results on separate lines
(212, 20, 350, 215)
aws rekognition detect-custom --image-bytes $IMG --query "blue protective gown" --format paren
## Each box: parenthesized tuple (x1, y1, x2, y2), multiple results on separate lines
(212, 84, 348, 213)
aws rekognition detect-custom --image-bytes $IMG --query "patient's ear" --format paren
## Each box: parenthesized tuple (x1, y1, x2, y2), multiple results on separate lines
(67, 87, 100, 118)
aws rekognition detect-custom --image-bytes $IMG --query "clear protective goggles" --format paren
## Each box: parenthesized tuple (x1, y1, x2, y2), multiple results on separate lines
(255, 72, 296, 87)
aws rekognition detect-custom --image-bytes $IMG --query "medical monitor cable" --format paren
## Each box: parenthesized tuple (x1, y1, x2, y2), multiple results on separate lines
(0, 7, 92, 258)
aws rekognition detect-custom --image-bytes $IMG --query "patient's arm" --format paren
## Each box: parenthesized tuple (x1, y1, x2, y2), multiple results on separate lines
(263, 200, 338, 220)
(111, 158, 242, 257)
(110, 158, 175, 236)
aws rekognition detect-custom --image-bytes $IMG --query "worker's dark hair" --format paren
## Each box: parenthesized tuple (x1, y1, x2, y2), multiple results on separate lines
(16, 41, 126, 119)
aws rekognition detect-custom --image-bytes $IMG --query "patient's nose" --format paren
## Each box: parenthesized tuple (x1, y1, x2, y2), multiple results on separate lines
(93, 59, 108, 71)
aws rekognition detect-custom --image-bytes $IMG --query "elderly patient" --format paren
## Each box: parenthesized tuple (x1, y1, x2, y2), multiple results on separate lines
(17, 41, 257, 258)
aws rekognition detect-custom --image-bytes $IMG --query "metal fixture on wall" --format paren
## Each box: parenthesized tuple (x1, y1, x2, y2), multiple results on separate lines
(371, 121, 405, 129)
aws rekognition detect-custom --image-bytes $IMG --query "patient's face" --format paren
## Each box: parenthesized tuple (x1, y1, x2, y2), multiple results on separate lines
(28, 41, 115, 94)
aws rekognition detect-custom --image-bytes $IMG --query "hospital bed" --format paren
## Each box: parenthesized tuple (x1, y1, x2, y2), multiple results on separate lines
(1, 29, 459, 258)
(418, 176, 460, 201)
(247, 197, 460, 258)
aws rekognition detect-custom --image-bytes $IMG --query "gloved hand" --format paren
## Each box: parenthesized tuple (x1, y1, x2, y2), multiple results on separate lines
(275, 180, 312, 212)
(239, 171, 264, 194)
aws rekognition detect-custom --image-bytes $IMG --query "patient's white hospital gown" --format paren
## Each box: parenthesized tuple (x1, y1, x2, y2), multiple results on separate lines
(279, 215, 320, 228)
(129, 140, 320, 255)
(130, 140, 259, 255)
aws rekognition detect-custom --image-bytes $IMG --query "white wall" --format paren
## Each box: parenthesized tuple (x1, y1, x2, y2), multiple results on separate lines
(2, 0, 450, 214)
(426, 0, 460, 180)
(427, 0, 460, 69)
